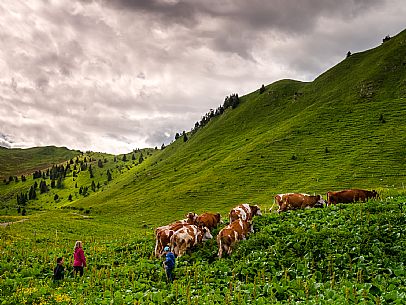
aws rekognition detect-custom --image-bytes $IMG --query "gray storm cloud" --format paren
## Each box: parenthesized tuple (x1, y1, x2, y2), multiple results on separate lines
(0, 0, 405, 154)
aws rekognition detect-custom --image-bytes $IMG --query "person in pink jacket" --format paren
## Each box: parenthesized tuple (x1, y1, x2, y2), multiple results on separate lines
(73, 241, 86, 277)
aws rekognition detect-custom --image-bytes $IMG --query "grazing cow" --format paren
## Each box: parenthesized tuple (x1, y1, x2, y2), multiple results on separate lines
(217, 219, 252, 258)
(229, 204, 262, 223)
(195, 213, 221, 230)
(273, 193, 293, 212)
(154, 212, 198, 257)
(327, 189, 378, 206)
(154, 222, 186, 258)
(277, 193, 325, 212)
(170, 225, 213, 257)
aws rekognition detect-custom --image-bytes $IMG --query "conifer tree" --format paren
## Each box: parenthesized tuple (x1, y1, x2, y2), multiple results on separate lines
(89, 164, 94, 178)
(57, 176, 63, 189)
(40, 180, 48, 193)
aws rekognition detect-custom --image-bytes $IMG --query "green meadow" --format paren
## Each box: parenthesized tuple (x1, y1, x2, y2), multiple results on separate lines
(0, 29, 405, 304)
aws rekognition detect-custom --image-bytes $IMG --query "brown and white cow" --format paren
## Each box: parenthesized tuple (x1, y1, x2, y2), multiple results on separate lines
(229, 204, 262, 223)
(276, 193, 325, 212)
(154, 212, 198, 257)
(154, 222, 186, 257)
(217, 219, 252, 258)
(327, 189, 378, 206)
(170, 225, 213, 257)
(272, 193, 294, 212)
(195, 213, 221, 230)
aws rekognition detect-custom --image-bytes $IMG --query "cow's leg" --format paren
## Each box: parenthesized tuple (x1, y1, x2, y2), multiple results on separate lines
(154, 239, 160, 258)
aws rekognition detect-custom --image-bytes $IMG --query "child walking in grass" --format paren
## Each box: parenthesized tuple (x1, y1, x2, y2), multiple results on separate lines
(163, 246, 175, 283)
(73, 241, 86, 277)
(53, 257, 65, 281)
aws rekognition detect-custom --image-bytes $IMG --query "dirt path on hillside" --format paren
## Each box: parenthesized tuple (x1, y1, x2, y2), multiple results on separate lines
(0, 218, 29, 228)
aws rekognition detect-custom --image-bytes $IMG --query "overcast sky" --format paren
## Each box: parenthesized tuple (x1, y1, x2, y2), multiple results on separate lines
(0, 0, 405, 154)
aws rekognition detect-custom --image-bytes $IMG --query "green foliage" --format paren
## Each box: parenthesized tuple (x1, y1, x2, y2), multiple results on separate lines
(1, 198, 406, 304)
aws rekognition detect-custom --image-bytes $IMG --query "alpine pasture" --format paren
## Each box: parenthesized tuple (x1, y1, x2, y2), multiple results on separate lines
(1, 29, 406, 304)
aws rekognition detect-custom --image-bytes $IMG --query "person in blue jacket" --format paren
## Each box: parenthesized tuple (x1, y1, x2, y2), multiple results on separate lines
(163, 246, 175, 283)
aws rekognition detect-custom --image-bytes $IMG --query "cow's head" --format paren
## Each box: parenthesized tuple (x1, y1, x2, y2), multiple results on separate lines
(201, 227, 213, 241)
(251, 205, 262, 216)
(372, 190, 379, 198)
(185, 212, 198, 223)
(314, 195, 326, 208)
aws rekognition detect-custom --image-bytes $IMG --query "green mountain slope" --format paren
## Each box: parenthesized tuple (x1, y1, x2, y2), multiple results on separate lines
(0, 146, 80, 180)
(71, 29, 406, 227)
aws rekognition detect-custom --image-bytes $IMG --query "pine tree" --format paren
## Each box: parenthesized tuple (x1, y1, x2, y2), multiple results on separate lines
(107, 169, 112, 181)
(122, 154, 127, 162)
(29, 186, 37, 200)
(183, 131, 188, 142)
(68, 194, 73, 201)
(57, 176, 63, 189)
(40, 180, 48, 193)
(139, 153, 144, 164)
(91, 180, 96, 192)
(98, 159, 103, 168)
(89, 164, 94, 178)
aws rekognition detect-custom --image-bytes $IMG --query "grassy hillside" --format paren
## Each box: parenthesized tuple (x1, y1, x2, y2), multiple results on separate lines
(64, 29, 406, 228)
(0, 146, 80, 180)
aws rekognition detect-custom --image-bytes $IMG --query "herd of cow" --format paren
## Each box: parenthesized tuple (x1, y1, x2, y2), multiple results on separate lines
(154, 188, 379, 259)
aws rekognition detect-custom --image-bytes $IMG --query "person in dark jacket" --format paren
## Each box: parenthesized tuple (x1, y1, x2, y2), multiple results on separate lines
(73, 241, 87, 277)
(163, 246, 175, 283)
(53, 257, 65, 281)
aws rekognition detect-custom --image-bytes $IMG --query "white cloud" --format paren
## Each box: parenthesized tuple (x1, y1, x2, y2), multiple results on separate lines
(0, 0, 405, 154)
